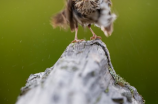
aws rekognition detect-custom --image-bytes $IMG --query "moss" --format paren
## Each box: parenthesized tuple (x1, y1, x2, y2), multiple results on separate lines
(109, 68, 128, 86)
(108, 67, 134, 95)
(128, 86, 134, 95)
(115, 74, 129, 87)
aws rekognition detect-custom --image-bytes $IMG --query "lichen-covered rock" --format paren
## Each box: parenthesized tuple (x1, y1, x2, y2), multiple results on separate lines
(16, 39, 145, 104)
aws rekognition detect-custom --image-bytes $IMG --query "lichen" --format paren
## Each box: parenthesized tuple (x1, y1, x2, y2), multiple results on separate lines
(95, 95, 101, 104)
(72, 66, 78, 71)
(115, 74, 129, 87)
(108, 68, 128, 86)
(108, 67, 134, 95)
(128, 86, 134, 95)
(105, 87, 109, 93)
(91, 71, 95, 76)
(71, 43, 75, 48)
(60, 66, 68, 69)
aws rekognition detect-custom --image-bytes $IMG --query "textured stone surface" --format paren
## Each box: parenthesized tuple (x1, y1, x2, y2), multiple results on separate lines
(16, 39, 144, 104)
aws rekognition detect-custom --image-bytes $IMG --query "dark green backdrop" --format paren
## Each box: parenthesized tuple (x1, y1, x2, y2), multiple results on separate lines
(0, 0, 158, 104)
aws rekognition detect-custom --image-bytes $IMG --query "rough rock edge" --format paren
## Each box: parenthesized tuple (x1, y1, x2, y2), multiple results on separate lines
(17, 39, 145, 104)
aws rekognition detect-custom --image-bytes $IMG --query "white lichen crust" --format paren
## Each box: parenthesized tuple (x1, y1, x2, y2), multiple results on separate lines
(16, 39, 144, 104)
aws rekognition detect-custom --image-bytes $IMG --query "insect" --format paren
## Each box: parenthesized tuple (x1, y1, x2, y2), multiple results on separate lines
(51, 0, 116, 43)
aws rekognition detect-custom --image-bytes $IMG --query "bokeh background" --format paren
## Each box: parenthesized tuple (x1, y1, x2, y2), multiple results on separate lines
(0, 0, 158, 104)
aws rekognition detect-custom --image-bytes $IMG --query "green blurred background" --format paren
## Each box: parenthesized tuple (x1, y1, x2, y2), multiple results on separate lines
(0, 0, 158, 104)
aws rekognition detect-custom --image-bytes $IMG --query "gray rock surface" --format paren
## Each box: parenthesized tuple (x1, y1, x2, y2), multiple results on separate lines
(16, 39, 145, 104)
